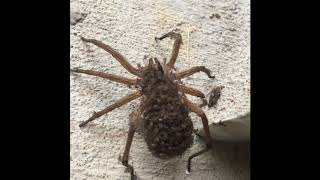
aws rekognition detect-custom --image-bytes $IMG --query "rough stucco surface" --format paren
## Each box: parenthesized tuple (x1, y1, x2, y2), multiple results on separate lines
(70, 0, 250, 179)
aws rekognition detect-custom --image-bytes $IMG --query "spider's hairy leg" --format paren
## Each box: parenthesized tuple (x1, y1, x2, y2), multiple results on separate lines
(175, 66, 215, 79)
(71, 68, 137, 86)
(177, 84, 208, 107)
(182, 96, 212, 147)
(80, 37, 140, 76)
(186, 148, 210, 174)
(155, 31, 182, 69)
(182, 96, 213, 172)
(79, 91, 141, 127)
(120, 105, 144, 180)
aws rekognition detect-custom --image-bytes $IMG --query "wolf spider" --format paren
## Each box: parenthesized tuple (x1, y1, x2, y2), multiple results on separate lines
(71, 31, 216, 180)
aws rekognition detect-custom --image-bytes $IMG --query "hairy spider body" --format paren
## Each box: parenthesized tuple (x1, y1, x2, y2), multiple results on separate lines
(139, 60, 193, 159)
(71, 31, 218, 180)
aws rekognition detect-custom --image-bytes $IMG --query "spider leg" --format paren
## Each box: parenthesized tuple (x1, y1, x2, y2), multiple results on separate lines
(175, 66, 215, 79)
(177, 84, 208, 108)
(71, 68, 137, 86)
(187, 148, 210, 173)
(80, 37, 140, 76)
(181, 96, 213, 172)
(79, 91, 141, 127)
(121, 105, 144, 180)
(155, 31, 182, 69)
(182, 96, 212, 146)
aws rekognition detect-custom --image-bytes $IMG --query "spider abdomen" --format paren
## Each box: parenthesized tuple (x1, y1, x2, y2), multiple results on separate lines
(139, 61, 194, 159)
(142, 110, 194, 159)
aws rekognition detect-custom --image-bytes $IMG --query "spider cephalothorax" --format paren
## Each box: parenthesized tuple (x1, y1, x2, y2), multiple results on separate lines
(71, 31, 216, 180)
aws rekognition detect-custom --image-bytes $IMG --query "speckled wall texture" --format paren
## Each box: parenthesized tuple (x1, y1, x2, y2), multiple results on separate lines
(70, 0, 250, 179)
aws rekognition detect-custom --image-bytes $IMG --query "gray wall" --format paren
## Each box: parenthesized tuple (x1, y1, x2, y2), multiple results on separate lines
(70, 0, 250, 179)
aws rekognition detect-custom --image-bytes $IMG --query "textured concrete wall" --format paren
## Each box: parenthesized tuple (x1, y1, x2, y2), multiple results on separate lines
(70, 0, 250, 179)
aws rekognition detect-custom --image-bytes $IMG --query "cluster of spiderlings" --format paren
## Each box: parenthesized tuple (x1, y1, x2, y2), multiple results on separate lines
(139, 60, 194, 159)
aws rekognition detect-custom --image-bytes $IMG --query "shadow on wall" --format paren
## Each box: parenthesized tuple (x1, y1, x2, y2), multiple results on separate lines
(200, 112, 250, 179)
(211, 141, 250, 180)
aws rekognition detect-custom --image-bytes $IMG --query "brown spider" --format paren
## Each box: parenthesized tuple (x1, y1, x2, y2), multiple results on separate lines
(71, 31, 216, 180)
